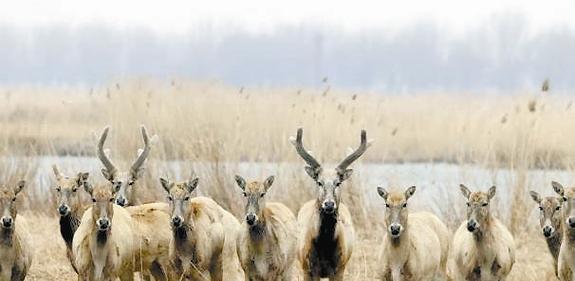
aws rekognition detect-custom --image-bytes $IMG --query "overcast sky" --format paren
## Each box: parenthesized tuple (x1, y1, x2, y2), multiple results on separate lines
(1, 0, 574, 91)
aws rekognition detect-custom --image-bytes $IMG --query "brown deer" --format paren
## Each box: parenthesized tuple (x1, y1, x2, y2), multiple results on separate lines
(448, 185, 515, 281)
(290, 128, 369, 281)
(376, 186, 450, 281)
(234, 175, 298, 281)
(160, 177, 244, 281)
(0, 180, 33, 281)
(530, 188, 563, 275)
(52, 164, 90, 275)
(552, 181, 575, 281)
(97, 125, 155, 207)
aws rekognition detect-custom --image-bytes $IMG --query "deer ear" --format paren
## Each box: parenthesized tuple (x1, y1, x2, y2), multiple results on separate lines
(52, 164, 63, 180)
(186, 177, 199, 193)
(160, 178, 171, 193)
(487, 186, 497, 200)
(460, 184, 471, 199)
(337, 168, 353, 182)
(235, 175, 246, 191)
(101, 168, 113, 181)
(552, 181, 565, 197)
(304, 166, 321, 180)
(84, 183, 94, 195)
(76, 172, 90, 186)
(377, 186, 388, 200)
(14, 180, 26, 195)
(264, 176, 275, 192)
(404, 186, 416, 200)
(529, 190, 542, 204)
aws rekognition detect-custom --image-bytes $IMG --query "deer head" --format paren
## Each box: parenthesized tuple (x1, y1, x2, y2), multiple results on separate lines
(234, 175, 275, 227)
(160, 177, 199, 229)
(460, 184, 496, 234)
(552, 181, 575, 229)
(52, 164, 89, 217)
(530, 189, 562, 238)
(97, 125, 155, 207)
(377, 186, 416, 239)
(0, 181, 25, 230)
(84, 182, 119, 233)
(290, 128, 369, 215)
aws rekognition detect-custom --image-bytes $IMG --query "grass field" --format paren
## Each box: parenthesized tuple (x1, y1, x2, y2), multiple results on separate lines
(0, 80, 572, 280)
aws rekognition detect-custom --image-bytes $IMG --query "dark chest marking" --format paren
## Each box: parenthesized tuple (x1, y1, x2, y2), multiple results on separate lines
(309, 213, 340, 278)
(60, 214, 80, 248)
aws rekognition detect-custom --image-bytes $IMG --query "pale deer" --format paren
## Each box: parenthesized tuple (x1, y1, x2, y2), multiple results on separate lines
(0, 180, 33, 281)
(448, 185, 516, 281)
(530, 189, 562, 275)
(290, 128, 369, 281)
(234, 175, 298, 281)
(376, 186, 450, 281)
(52, 164, 90, 275)
(160, 177, 244, 281)
(551, 181, 575, 281)
(97, 125, 155, 207)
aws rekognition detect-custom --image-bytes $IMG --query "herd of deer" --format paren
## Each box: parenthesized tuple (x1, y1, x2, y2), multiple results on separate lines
(0, 126, 574, 281)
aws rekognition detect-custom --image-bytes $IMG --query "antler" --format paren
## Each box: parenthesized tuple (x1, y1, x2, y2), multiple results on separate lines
(130, 125, 152, 174)
(337, 130, 368, 172)
(97, 126, 117, 176)
(290, 128, 321, 169)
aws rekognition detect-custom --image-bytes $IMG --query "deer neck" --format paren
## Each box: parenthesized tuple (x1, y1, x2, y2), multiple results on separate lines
(472, 216, 493, 243)
(318, 211, 338, 241)
(0, 227, 14, 246)
(564, 225, 575, 243)
(60, 212, 81, 249)
(546, 231, 561, 260)
(248, 217, 267, 242)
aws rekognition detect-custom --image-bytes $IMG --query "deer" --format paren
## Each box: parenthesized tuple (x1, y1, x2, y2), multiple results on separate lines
(551, 181, 575, 281)
(447, 184, 516, 281)
(290, 128, 369, 281)
(52, 164, 90, 276)
(0, 180, 33, 281)
(97, 125, 155, 207)
(234, 175, 298, 281)
(74, 179, 176, 281)
(376, 186, 450, 281)
(530, 188, 563, 275)
(160, 177, 244, 281)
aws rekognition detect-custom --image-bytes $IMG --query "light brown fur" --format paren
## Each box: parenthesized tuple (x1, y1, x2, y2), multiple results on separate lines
(234, 176, 298, 281)
(0, 182, 33, 281)
(530, 189, 563, 276)
(448, 185, 515, 281)
(552, 181, 575, 281)
(377, 187, 450, 281)
(161, 178, 244, 281)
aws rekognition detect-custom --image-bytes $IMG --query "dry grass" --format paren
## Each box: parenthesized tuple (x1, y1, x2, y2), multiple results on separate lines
(0, 80, 570, 280)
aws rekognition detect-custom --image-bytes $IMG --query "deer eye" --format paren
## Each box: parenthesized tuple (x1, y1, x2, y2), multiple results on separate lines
(167, 196, 173, 201)
(564, 197, 568, 202)
(466, 202, 470, 207)
(72, 188, 77, 193)
(128, 181, 135, 186)
(556, 206, 561, 211)
(385, 203, 390, 208)
(482, 203, 488, 207)
(317, 181, 324, 187)
(184, 196, 190, 201)
(539, 206, 543, 211)
(92, 198, 96, 203)
(109, 198, 115, 202)
(12, 197, 16, 202)
(402, 203, 407, 208)
(260, 193, 265, 198)
(242, 192, 247, 197)
(56, 187, 61, 192)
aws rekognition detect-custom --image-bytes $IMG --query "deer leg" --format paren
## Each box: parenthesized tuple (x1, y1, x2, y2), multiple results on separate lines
(148, 260, 167, 281)
(330, 271, 345, 281)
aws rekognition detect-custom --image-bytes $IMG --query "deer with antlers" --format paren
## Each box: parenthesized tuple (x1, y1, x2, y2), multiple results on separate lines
(97, 126, 155, 207)
(290, 128, 369, 281)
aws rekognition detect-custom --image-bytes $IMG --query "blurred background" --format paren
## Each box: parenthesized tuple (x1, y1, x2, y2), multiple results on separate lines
(1, 0, 574, 92)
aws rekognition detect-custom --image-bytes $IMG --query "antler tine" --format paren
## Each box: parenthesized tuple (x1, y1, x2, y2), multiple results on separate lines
(97, 126, 117, 176)
(291, 128, 321, 169)
(337, 129, 368, 171)
(130, 125, 152, 173)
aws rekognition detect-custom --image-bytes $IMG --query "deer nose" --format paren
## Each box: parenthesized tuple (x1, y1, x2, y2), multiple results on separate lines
(58, 204, 70, 216)
(246, 214, 257, 226)
(1, 217, 13, 228)
(171, 216, 183, 228)
(543, 225, 554, 237)
(97, 218, 110, 231)
(322, 201, 336, 213)
(389, 224, 402, 237)
(467, 220, 479, 232)
(115, 197, 127, 207)
(568, 217, 575, 228)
